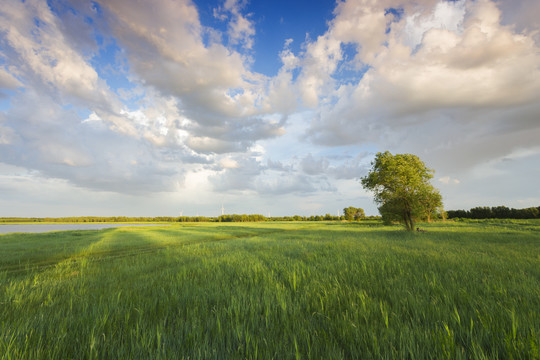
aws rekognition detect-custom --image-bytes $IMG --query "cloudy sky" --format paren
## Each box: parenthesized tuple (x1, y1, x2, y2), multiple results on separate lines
(1, 0, 539, 217)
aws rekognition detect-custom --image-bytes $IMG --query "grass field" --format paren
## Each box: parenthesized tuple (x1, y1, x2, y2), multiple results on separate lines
(1, 221, 539, 359)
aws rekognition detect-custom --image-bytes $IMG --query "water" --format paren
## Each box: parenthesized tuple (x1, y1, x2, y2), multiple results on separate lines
(0, 223, 166, 234)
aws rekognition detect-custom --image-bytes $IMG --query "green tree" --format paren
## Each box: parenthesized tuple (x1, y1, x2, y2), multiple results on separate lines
(343, 206, 365, 221)
(354, 208, 365, 220)
(361, 151, 443, 231)
(419, 188, 443, 223)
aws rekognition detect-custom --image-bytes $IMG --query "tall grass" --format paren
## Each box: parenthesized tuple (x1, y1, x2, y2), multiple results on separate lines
(1, 221, 539, 359)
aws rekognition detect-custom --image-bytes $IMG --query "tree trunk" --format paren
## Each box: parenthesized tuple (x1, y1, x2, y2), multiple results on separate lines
(404, 209, 414, 231)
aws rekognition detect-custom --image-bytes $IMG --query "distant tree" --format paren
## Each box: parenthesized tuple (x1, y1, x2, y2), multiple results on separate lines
(343, 207, 365, 221)
(492, 206, 511, 219)
(438, 206, 447, 222)
(526, 207, 539, 219)
(361, 151, 443, 231)
(420, 190, 443, 223)
(354, 208, 365, 220)
(447, 206, 540, 220)
(446, 209, 469, 219)
(343, 207, 355, 221)
(470, 207, 492, 219)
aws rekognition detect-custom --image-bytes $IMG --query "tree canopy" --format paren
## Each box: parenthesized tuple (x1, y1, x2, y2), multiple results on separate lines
(343, 207, 365, 221)
(361, 151, 443, 231)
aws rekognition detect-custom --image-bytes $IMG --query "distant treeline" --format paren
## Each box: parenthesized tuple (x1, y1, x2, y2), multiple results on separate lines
(1, 214, 382, 223)
(180, 214, 382, 222)
(447, 206, 540, 219)
(268, 215, 381, 221)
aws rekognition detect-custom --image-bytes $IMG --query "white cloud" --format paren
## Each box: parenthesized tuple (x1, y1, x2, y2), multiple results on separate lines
(331, 0, 388, 63)
(301, 154, 329, 175)
(0, 0, 117, 107)
(304, 0, 540, 173)
(402, 1, 466, 49)
(0, 67, 21, 92)
(439, 176, 460, 185)
(0, 0, 284, 196)
(97, 0, 286, 151)
(219, 157, 240, 169)
(215, 0, 256, 49)
(101, 0, 249, 111)
(297, 33, 343, 107)
(82, 112, 102, 123)
(0, 125, 16, 145)
(0, 89, 191, 194)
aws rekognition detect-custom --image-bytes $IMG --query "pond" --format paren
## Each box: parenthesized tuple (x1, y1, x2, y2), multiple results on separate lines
(0, 223, 166, 234)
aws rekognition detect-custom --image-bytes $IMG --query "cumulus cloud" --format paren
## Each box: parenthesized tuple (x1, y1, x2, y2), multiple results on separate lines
(219, 157, 240, 169)
(214, 0, 256, 49)
(302, 0, 540, 175)
(209, 156, 262, 192)
(0, 89, 192, 193)
(96, 0, 287, 152)
(0, 1, 117, 108)
(206, 149, 370, 196)
(299, 152, 369, 180)
(496, 0, 540, 38)
(0, 67, 21, 96)
(0, 0, 203, 193)
(207, 149, 347, 196)
(301, 154, 330, 175)
(0, 0, 288, 194)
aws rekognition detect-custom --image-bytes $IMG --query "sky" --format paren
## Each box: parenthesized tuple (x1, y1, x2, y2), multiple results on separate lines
(0, 0, 539, 217)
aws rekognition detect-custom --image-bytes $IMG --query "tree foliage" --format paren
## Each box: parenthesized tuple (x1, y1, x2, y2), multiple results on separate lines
(343, 207, 365, 221)
(218, 214, 267, 222)
(447, 206, 540, 219)
(361, 151, 443, 231)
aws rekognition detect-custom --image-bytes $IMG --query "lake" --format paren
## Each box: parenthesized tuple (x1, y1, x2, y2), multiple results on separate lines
(0, 223, 166, 234)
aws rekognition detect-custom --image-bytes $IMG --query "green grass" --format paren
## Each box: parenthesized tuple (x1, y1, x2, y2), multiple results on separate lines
(1, 221, 539, 359)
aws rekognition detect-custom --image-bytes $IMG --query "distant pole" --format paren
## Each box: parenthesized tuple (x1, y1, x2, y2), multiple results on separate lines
(221, 204, 225, 216)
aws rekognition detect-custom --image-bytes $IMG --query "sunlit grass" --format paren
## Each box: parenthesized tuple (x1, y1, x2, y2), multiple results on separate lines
(1, 221, 539, 359)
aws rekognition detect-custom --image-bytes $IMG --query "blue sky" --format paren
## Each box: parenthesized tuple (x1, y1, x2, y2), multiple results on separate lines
(1, 0, 539, 217)
(196, 0, 336, 75)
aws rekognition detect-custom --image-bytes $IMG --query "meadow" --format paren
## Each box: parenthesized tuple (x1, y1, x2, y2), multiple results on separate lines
(1, 220, 539, 359)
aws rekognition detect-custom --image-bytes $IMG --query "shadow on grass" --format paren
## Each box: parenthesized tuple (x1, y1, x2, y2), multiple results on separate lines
(0, 229, 113, 277)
